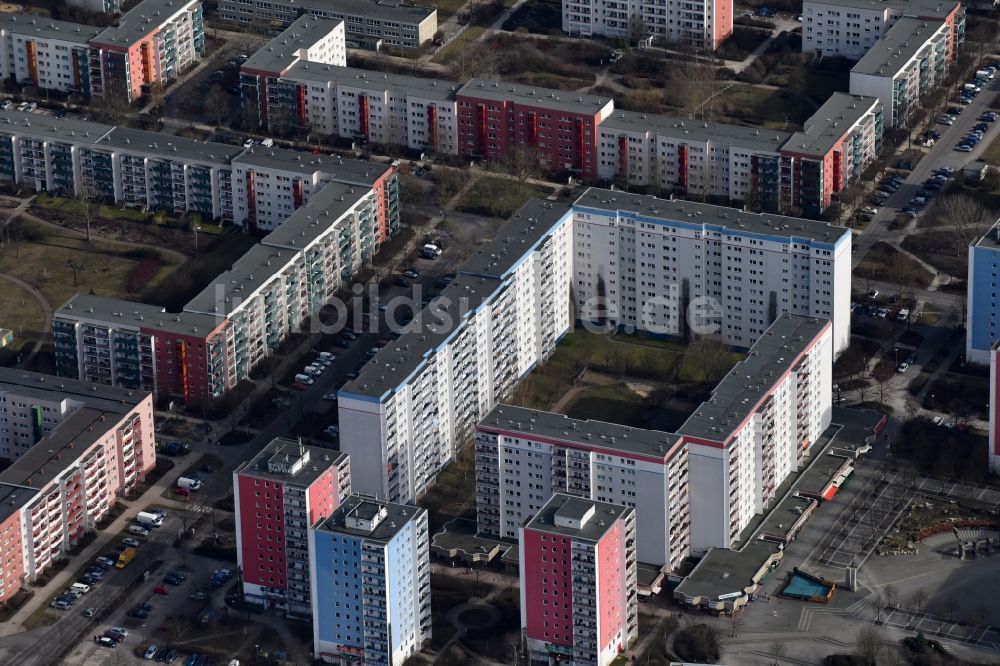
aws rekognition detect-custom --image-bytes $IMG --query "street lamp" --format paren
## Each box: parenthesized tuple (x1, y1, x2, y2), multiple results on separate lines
(194, 225, 202, 254)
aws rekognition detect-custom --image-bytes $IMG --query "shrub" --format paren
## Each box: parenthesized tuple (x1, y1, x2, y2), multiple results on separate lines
(674, 624, 720, 663)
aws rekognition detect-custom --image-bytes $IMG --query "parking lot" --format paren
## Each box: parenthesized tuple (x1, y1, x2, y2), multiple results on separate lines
(880, 607, 1000, 651)
(813, 467, 913, 569)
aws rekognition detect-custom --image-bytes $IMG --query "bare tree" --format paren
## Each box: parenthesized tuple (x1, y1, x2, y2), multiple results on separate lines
(909, 587, 927, 614)
(854, 625, 882, 665)
(769, 639, 786, 665)
(935, 194, 994, 252)
(974, 604, 989, 626)
(674, 42, 718, 120)
(945, 598, 960, 621)
(76, 172, 98, 242)
(884, 584, 897, 609)
(729, 611, 743, 638)
(879, 644, 905, 666)
(872, 591, 886, 621)
(689, 335, 730, 384)
(205, 84, 230, 127)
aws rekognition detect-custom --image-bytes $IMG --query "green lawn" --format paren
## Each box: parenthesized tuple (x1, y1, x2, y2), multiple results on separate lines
(0, 280, 46, 355)
(1, 220, 181, 320)
(35, 193, 160, 223)
(454, 176, 552, 218)
(432, 26, 485, 65)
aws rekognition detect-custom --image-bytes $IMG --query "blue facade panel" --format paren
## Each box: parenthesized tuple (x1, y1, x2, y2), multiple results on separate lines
(313, 531, 364, 649)
(970, 245, 1000, 355)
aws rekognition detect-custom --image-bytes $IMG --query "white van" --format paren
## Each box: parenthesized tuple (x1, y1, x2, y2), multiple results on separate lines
(136, 511, 164, 528)
(71, 582, 91, 594)
(294, 374, 314, 385)
(260, 138, 274, 147)
(422, 243, 441, 256)
(976, 69, 994, 79)
(964, 83, 982, 92)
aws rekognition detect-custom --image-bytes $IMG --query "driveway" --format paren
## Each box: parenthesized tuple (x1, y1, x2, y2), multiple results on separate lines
(852, 76, 1000, 270)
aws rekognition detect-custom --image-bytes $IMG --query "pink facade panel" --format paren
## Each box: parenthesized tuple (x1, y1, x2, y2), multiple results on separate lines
(523, 529, 573, 646)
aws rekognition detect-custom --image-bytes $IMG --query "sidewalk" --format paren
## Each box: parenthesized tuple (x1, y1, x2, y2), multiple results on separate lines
(0, 459, 192, 636)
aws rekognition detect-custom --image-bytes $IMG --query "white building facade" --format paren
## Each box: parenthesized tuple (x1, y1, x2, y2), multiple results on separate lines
(561, 0, 733, 50)
(571, 189, 852, 353)
(338, 200, 576, 503)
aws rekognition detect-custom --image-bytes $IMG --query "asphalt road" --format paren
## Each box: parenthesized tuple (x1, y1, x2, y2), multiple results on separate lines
(851, 76, 1000, 273)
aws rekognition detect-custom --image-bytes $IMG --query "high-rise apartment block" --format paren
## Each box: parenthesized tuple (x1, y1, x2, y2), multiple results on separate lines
(238, 16, 346, 131)
(339, 199, 575, 503)
(309, 495, 431, 666)
(849, 17, 951, 127)
(571, 189, 851, 352)
(802, 0, 963, 60)
(53, 177, 394, 403)
(0, 0, 204, 101)
(0, 369, 156, 600)
(342, 187, 848, 509)
(990, 342, 1000, 473)
(561, 0, 733, 50)
(967, 220, 1000, 366)
(520, 494, 638, 666)
(478, 314, 833, 569)
(234, 438, 350, 614)
(88, 0, 205, 101)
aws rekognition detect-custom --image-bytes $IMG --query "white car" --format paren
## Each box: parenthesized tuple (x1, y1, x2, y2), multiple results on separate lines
(322, 393, 338, 401)
(243, 138, 254, 148)
(896, 309, 909, 321)
(876, 308, 889, 319)
(896, 362, 909, 373)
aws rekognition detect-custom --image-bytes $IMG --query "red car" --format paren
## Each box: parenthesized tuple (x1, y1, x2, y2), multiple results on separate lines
(153, 585, 169, 595)
(174, 487, 190, 497)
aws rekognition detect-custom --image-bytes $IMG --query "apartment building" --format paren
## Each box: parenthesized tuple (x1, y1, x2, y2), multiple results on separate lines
(802, 0, 963, 60)
(676, 316, 832, 551)
(0, 486, 28, 603)
(339, 199, 575, 503)
(88, 0, 205, 101)
(309, 495, 431, 666)
(990, 341, 1000, 473)
(234, 438, 350, 614)
(562, 0, 733, 50)
(572, 188, 852, 353)
(218, 0, 438, 50)
(67, 0, 121, 11)
(966, 220, 1000, 365)
(0, 369, 156, 592)
(0, 14, 101, 95)
(849, 18, 950, 127)
(476, 404, 689, 568)
(239, 16, 346, 130)
(520, 494, 638, 666)
(478, 314, 833, 569)
(54, 180, 391, 403)
(230, 146, 398, 234)
(274, 63, 461, 156)
(780, 93, 883, 216)
(597, 110, 792, 209)
(456, 79, 615, 180)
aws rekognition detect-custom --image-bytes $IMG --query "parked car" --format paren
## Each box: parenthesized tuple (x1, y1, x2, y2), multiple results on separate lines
(127, 608, 149, 619)
(83, 607, 96, 617)
(95, 557, 115, 569)
(955, 144, 974, 152)
(906, 352, 917, 364)
(50, 600, 71, 610)
(96, 636, 117, 648)
(144, 645, 159, 660)
(323, 393, 338, 401)
(174, 487, 191, 497)
(153, 585, 169, 595)
(106, 627, 129, 641)
(896, 362, 910, 373)
(867, 289, 879, 300)
(876, 308, 889, 319)
(122, 537, 141, 548)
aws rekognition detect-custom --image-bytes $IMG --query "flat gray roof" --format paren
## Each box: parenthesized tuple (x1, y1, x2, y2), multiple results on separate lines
(315, 494, 425, 543)
(458, 78, 613, 116)
(479, 404, 680, 459)
(574, 187, 850, 246)
(243, 15, 343, 75)
(851, 17, 946, 77)
(285, 62, 459, 101)
(0, 407, 120, 491)
(302, 0, 436, 24)
(973, 220, 1000, 250)
(92, 0, 196, 47)
(677, 314, 830, 443)
(0, 13, 101, 43)
(0, 109, 113, 143)
(98, 127, 243, 166)
(55, 293, 227, 338)
(458, 199, 570, 278)
(601, 110, 791, 154)
(805, 0, 959, 18)
(183, 243, 297, 317)
(525, 493, 632, 542)
(785, 93, 880, 157)
(0, 367, 149, 411)
(233, 148, 391, 186)
(339, 274, 502, 398)
(0, 483, 38, 526)
(236, 437, 347, 488)
(674, 542, 780, 601)
(261, 181, 365, 251)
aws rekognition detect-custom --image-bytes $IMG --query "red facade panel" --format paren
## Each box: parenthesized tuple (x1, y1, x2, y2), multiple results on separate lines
(523, 530, 573, 646)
